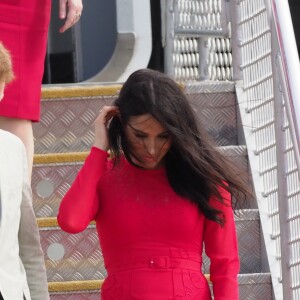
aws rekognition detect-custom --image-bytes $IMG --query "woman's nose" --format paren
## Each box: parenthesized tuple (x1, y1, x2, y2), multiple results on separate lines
(144, 139, 158, 156)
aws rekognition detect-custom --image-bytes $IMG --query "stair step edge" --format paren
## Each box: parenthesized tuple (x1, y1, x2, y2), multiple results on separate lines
(185, 81, 236, 94)
(48, 273, 271, 293)
(48, 280, 103, 293)
(33, 145, 247, 165)
(41, 81, 236, 101)
(41, 84, 122, 100)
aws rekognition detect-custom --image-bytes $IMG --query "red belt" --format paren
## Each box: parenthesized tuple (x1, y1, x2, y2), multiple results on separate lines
(107, 256, 202, 274)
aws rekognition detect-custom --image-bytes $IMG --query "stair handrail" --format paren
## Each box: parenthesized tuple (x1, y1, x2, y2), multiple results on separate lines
(271, 0, 300, 172)
(232, 0, 300, 298)
(269, 1, 300, 298)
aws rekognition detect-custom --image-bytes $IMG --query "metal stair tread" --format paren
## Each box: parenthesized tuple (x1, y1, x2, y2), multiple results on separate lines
(41, 81, 235, 101)
(33, 145, 247, 165)
(41, 84, 121, 100)
(47, 272, 271, 293)
(35, 82, 238, 154)
(185, 81, 236, 94)
(48, 279, 103, 292)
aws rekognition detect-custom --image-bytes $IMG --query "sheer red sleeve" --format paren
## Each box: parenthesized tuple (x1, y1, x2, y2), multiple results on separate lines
(57, 147, 108, 233)
(203, 186, 240, 300)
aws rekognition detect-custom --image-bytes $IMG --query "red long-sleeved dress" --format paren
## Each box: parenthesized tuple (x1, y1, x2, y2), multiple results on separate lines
(58, 147, 240, 299)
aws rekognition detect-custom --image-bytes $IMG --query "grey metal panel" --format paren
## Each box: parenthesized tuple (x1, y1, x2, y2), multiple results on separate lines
(203, 209, 261, 274)
(235, 210, 261, 273)
(239, 273, 273, 300)
(186, 89, 237, 146)
(238, 273, 272, 285)
(235, 209, 260, 221)
(185, 81, 236, 94)
(33, 87, 238, 154)
(32, 163, 83, 218)
(33, 97, 115, 154)
(40, 225, 106, 282)
(218, 145, 257, 209)
(218, 145, 247, 157)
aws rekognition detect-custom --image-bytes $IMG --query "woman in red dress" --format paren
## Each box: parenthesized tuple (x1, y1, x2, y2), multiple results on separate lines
(58, 69, 250, 299)
(0, 0, 83, 178)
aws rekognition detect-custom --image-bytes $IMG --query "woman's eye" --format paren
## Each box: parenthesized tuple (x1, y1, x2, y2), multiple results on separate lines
(159, 135, 170, 140)
(135, 134, 146, 139)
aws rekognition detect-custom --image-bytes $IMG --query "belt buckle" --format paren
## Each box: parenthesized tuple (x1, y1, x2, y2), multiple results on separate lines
(149, 256, 170, 269)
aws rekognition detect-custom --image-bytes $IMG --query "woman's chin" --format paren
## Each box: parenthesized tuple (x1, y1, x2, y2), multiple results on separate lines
(131, 155, 165, 170)
(139, 160, 164, 170)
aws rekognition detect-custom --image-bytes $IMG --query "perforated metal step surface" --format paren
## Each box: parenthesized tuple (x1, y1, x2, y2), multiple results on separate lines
(34, 82, 237, 154)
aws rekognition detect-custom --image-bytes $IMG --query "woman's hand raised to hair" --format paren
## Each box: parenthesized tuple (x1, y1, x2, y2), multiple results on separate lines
(93, 106, 120, 151)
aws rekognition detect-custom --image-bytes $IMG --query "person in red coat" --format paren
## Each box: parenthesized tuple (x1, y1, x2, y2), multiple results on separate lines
(0, 0, 83, 179)
(58, 69, 250, 299)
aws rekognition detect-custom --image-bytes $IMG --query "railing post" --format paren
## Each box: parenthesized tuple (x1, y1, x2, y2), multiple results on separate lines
(273, 52, 292, 299)
(162, 0, 175, 77)
(198, 38, 210, 80)
(229, 0, 243, 81)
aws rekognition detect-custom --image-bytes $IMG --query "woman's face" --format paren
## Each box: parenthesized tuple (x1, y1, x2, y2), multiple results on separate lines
(124, 114, 172, 169)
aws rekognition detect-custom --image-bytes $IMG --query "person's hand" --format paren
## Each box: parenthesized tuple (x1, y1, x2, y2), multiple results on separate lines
(93, 106, 120, 151)
(59, 0, 83, 33)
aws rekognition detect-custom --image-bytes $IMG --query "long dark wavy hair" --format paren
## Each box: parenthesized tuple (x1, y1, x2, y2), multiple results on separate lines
(108, 68, 250, 225)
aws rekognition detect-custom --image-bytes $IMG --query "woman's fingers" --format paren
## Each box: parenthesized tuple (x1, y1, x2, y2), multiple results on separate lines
(59, 0, 83, 33)
(96, 106, 120, 127)
(93, 106, 119, 151)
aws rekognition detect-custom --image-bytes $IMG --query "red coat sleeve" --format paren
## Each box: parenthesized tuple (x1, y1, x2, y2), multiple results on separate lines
(57, 147, 108, 234)
(203, 186, 240, 300)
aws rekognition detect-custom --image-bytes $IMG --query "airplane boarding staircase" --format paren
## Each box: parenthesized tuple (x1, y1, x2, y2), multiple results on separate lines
(32, 82, 272, 299)
(31, 0, 300, 299)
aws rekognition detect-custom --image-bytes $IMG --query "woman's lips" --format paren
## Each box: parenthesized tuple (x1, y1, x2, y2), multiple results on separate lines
(142, 156, 157, 162)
